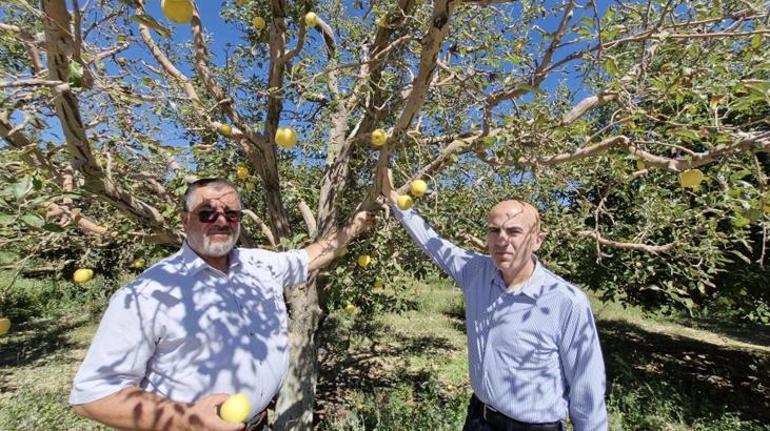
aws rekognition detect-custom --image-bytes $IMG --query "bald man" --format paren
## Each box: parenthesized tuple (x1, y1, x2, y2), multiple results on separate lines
(380, 172, 607, 431)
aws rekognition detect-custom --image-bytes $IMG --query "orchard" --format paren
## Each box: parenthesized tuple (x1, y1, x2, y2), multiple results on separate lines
(0, 0, 768, 429)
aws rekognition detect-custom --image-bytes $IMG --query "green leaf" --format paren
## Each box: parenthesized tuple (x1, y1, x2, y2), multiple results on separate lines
(601, 57, 619, 76)
(12, 176, 33, 200)
(41, 223, 65, 233)
(21, 213, 45, 227)
(729, 169, 752, 182)
(732, 216, 751, 228)
(131, 14, 171, 38)
(68, 61, 83, 88)
(671, 128, 700, 142)
(729, 249, 752, 263)
(0, 213, 15, 225)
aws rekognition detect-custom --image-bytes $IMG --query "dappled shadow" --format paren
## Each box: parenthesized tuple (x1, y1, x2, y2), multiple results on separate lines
(315, 315, 461, 423)
(600, 319, 770, 425)
(0, 317, 90, 393)
(64, 245, 304, 425)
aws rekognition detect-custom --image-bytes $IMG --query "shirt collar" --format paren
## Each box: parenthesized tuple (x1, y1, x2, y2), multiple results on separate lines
(493, 256, 546, 299)
(180, 241, 242, 276)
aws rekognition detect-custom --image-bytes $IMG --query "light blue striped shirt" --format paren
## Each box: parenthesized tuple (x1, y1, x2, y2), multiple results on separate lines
(394, 207, 608, 431)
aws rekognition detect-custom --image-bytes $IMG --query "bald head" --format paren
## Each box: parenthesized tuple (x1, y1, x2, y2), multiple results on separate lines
(486, 200, 546, 284)
(487, 200, 541, 232)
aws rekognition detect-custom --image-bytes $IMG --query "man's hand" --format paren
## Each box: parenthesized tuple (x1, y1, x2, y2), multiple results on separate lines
(72, 387, 246, 431)
(305, 210, 376, 272)
(182, 393, 246, 431)
(343, 210, 376, 238)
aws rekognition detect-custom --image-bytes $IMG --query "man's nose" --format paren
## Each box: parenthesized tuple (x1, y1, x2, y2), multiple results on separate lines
(211, 211, 229, 225)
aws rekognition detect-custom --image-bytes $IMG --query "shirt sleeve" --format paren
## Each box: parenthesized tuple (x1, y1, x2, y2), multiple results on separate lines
(69, 287, 158, 405)
(392, 206, 476, 286)
(558, 293, 608, 431)
(275, 249, 309, 288)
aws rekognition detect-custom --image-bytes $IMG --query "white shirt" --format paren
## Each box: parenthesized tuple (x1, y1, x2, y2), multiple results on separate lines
(69, 242, 308, 419)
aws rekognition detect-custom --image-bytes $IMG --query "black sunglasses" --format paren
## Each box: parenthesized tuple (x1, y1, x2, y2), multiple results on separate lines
(194, 209, 242, 223)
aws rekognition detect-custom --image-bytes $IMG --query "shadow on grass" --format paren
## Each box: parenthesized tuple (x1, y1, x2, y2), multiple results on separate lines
(0, 316, 90, 392)
(600, 319, 770, 426)
(315, 315, 461, 424)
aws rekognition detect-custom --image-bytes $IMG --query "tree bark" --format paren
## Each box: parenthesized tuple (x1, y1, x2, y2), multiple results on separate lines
(274, 278, 322, 431)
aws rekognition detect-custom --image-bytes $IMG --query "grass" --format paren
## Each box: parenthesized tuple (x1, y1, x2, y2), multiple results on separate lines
(1, 274, 769, 430)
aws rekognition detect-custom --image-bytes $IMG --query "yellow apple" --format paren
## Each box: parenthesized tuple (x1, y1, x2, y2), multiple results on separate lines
(344, 302, 356, 315)
(373, 280, 383, 289)
(131, 258, 146, 269)
(357, 255, 371, 268)
(237, 166, 249, 180)
(396, 195, 412, 210)
(219, 393, 250, 424)
(764, 204, 770, 215)
(636, 160, 646, 171)
(0, 317, 10, 336)
(73, 268, 94, 284)
(371, 128, 387, 147)
(679, 169, 704, 189)
(410, 180, 428, 197)
(218, 124, 233, 137)
(336, 246, 348, 257)
(252, 16, 266, 30)
(304, 12, 318, 27)
(161, 0, 194, 24)
(275, 127, 297, 148)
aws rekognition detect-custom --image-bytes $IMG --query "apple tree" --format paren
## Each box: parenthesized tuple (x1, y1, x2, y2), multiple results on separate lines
(0, 0, 768, 429)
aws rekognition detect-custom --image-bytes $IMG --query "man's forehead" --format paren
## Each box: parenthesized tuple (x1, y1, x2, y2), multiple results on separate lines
(189, 186, 239, 208)
(487, 201, 539, 227)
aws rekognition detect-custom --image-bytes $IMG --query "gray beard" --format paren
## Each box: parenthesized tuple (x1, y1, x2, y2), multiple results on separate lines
(187, 225, 240, 258)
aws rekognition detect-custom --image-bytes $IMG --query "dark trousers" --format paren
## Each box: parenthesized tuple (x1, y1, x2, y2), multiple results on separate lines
(462, 395, 564, 431)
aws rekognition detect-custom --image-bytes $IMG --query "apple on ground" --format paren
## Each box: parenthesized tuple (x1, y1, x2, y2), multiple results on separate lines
(73, 268, 94, 284)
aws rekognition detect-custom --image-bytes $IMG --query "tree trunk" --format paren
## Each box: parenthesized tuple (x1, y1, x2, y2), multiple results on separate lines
(274, 278, 322, 431)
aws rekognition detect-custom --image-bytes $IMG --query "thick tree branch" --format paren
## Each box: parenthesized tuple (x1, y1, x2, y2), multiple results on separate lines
(578, 230, 675, 254)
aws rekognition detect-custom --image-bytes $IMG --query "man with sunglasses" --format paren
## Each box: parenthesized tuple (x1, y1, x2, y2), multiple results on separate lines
(69, 178, 374, 431)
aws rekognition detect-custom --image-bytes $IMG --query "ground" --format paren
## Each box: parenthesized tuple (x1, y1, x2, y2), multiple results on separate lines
(0, 277, 768, 430)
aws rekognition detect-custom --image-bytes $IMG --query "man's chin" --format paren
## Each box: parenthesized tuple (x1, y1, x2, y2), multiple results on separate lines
(200, 239, 236, 257)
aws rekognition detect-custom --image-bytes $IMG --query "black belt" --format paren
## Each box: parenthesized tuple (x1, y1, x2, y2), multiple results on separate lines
(471, 394, 563, 431)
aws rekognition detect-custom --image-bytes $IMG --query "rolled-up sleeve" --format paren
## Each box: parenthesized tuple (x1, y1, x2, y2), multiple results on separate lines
(277, 249, 309, 288)
(558, 294, 608, 431)
(69, 288, 157, 405)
